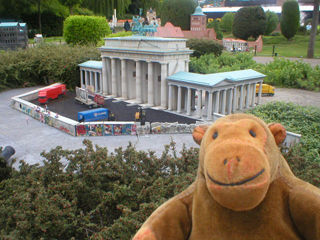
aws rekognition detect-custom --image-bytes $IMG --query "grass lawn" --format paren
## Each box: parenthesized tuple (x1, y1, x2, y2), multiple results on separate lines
(257, 35, 320, 58)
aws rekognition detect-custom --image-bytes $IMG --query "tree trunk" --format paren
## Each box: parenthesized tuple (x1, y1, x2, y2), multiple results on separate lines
(307, 0, 319, 58)
(70, 6, 74, 15)
(38, 1, 42, 34)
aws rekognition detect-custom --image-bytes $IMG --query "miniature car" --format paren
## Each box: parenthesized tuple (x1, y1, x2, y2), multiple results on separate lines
(256, 83, 275, 96)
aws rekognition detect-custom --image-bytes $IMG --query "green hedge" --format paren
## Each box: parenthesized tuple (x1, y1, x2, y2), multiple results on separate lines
(189, 52, 258, 74)
(63, 15, 110, 46)
(0, 141, 199, 239)
(261, 58, 320, 91)
(186, 38, 223, 58)
(247, 101, 320, 166)
(0, 44, 100, 91)
(0, 102, 319, 239)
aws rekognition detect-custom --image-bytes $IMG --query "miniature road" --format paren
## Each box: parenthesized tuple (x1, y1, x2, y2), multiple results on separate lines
(0, 87, 199, 169)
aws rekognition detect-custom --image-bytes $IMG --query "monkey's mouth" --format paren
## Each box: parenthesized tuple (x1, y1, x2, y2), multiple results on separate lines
(207, 169, 265, 187)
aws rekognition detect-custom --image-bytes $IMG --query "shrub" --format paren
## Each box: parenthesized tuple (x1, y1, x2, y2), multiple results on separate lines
(260, 58, 320, 91)
(280, 0, 300, 40)
(247, 101, 320, 170)
(270, 32, 281, 36)
(0, 44, 100, 91)
(63, 15, 110, 46)
(264, 10, 279, 36)
(298, 26, 307, 35)
(0, 141, 199, 239)
(189, 52, 259, 74)
(233, 6, 266, 40)
(186, 38, 223, 58)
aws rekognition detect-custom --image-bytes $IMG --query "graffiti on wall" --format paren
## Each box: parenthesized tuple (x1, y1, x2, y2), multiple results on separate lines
(76, 124, 137, 137)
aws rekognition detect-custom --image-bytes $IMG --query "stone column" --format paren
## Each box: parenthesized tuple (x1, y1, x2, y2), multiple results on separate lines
(121, 59, 128, 99)
(80, 70, 84, 89)
(185, 60, 189, 72)
(232, 86, 237, 113)
(95, 72, 98, 93)
(90, 71, 94, 87)
(251, 83, 256, 107)
(83, 70, 87, 87)
(214, 90, 220, 114)
(186, 87, 192, 116)
(111, 58, 117, 97)
(102, 57, 109, 95)
(196, 89, 202, 118)
(245, 84, 250, 108)
(161, 63, 168, 109)
(221, 90, 227, 115)
(239, 85, 244, 110)
(136, 60, 142, 103)
(228, 88, 233, 114)
(168, 84, 173, 111)
(177, 86, 182, 113)
(99, 72, 103, 94)
(257, 82, 262, 105)
(207, 92, 213, 120)
(148, 61, 154, 106)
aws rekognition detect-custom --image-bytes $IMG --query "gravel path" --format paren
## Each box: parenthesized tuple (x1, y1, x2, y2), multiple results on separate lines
(260, 87, 320, 108)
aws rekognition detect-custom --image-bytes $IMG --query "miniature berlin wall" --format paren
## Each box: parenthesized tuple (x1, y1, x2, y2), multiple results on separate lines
(10, 84, 301, 148)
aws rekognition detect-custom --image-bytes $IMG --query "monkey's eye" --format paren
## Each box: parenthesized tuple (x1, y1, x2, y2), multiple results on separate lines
(249, 130, 256, 137)
(213, 132, 218, 139)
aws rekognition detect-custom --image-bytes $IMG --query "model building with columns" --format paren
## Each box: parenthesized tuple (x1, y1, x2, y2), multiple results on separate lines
(78, 35, 264, 119)
(80, 36, 192, 109)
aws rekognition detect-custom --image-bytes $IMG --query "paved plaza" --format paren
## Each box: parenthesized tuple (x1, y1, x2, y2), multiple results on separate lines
(0, 87, 199, 169)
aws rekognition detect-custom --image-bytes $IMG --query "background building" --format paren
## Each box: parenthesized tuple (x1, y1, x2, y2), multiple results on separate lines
(0, 22, 28, 50)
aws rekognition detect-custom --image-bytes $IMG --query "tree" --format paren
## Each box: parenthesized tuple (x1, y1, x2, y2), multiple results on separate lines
(160, 0, 197, 30)
(264, 10, 278, 36)
(221, 12, 234, 32)
(213, 20, 223, 40)
(63, 15, 110, 46)
(59, 0, 82, 15)
(307, 0, 320, 58)
(206, 19, 223, 39)
(232, 6, 266, 40)
(280, 0, 300, 41)
(0, 0, 33, 19)
(81, 0, 131, 19)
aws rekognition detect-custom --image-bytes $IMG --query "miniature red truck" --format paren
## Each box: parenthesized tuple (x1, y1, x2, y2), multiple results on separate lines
(38, 84, 67, 104)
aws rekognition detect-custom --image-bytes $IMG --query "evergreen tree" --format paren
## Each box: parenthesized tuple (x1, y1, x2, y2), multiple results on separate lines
(221, 12, 234, 32)
(280, 0, 300, 41)
(264, 10, 278, 36)
(59, 0, 83, 15)
(160, 0, 197, 30)
(232, 6, 266, 40)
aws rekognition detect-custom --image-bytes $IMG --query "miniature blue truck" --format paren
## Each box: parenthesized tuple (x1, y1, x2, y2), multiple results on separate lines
(78, 108, 109, 122)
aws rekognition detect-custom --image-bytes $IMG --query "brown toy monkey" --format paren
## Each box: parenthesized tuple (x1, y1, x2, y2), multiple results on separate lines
(133, 113, 320, 240)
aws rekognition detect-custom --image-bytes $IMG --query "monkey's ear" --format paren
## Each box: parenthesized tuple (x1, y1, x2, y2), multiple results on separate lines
(193, 125, 209, 145)
(268, 123, 286, 146)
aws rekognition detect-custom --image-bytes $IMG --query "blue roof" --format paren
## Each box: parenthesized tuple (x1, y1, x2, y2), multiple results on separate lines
(193, 6, 206, 16)
(0, 22, 19, 27)
(167, 69, 265, 87)
(78, 60, 102, 69)
(104, 36, 188, 42)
